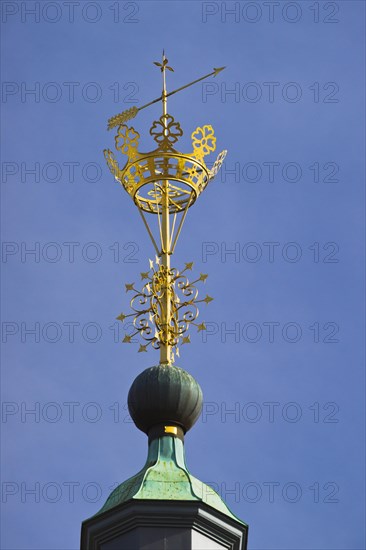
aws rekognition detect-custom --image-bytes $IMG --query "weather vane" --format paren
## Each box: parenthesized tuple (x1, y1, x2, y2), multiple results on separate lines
(104, 53, 227, 365)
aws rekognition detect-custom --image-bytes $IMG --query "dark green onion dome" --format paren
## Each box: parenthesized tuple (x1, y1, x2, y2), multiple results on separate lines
(128, 364, 203, 435)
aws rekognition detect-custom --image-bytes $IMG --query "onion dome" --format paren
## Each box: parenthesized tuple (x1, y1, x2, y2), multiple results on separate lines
(128, 364, 203, 435)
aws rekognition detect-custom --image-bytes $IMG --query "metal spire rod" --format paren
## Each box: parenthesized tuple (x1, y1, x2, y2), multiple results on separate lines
(160, 51, 172, 365)
(107, 54, 225, 364)
(107, 65, 226, 129)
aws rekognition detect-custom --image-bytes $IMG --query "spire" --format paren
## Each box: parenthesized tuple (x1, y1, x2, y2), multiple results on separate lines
(81, 56, 248, 550)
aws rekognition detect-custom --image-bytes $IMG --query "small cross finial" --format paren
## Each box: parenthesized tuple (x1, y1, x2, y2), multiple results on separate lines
(153, 53, 174, 73)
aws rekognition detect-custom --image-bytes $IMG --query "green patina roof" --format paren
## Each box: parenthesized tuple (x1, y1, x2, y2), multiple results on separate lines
(94, 435, 247, 527)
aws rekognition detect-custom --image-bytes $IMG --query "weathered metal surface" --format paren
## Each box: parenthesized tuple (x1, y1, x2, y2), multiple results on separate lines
(94, 435, 247, 529)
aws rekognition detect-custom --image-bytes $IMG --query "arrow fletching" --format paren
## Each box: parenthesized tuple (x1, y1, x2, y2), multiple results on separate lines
(107, 106, 139, 130)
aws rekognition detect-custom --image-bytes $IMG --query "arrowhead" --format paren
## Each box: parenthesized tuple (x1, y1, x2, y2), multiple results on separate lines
(213, 67, 226, 77)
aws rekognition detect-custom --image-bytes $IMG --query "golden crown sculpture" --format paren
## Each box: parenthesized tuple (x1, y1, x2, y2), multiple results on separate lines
(104, 54, 227, 365)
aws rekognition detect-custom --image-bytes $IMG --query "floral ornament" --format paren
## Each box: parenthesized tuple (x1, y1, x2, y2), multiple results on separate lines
(150, 114, 183, 150)
(185, 163, 201, 183)
(115, 124, 140, 159)
(191, 125, 216, 161)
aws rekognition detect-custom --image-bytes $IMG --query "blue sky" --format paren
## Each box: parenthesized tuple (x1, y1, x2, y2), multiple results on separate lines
(1, 1, 365, 549)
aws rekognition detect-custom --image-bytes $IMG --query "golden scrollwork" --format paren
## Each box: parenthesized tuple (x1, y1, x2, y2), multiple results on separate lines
(116, 260, 213, 360)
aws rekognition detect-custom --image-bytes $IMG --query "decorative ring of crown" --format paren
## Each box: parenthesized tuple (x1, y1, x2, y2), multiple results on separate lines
(120, 152, 210, 214)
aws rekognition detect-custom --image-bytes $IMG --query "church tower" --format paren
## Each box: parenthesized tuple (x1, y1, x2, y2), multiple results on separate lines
(81, 54, 248, 550)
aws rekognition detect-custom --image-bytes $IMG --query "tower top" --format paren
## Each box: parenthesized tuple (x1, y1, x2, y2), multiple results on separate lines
(81, 56, 249, 550)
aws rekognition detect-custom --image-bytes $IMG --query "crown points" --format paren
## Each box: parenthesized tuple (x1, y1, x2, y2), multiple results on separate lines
(115, 125, 140, 159)
(191, 125, 216, 160)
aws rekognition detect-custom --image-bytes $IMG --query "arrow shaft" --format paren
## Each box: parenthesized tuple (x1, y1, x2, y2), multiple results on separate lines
(166, 69, 219, 99)
(137, 69, 220, 113)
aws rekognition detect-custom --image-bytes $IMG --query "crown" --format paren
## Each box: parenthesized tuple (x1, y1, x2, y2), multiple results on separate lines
(104, 115, 227, 214)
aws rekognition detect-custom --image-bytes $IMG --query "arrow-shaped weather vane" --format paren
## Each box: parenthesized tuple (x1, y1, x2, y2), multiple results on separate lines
(107, 65, 226, 130)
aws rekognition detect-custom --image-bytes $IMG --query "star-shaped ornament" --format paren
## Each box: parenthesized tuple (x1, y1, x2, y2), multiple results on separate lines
(122, 335, 132, 343)
(125, 283, 134, 292)
(116, 313, 126, 322)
